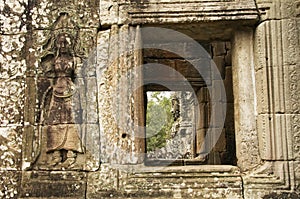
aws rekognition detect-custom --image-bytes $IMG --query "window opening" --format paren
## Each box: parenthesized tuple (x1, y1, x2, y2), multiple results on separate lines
(143, 41, 236, 166)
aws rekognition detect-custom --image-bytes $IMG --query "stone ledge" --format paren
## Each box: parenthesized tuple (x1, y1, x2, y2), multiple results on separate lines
(117, 0, 259, 25)
(119, 165, 243, 198)
(20, 171, 87, 198)
(123, 164, 239, 173)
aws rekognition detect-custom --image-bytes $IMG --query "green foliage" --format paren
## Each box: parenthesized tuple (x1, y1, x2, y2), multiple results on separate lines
(146, 92, 174, 152)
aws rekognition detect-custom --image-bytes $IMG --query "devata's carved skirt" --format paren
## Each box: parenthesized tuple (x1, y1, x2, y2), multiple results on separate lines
(44, 79, 83, 153)
(46, 124, 83, 153)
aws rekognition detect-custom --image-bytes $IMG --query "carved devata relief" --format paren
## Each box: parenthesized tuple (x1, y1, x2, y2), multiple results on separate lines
(32, 14, 91, 170)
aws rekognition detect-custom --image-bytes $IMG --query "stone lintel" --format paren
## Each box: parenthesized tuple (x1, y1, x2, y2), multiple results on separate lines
(101, 0, 259, 29)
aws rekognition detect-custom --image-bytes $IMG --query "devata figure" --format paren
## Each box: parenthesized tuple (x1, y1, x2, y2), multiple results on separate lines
(41, 33, 83, 168)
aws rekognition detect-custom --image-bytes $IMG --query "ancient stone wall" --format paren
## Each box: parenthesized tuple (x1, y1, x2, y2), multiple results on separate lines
(0, 0, 299, 198)
(244, 0, 300, 197)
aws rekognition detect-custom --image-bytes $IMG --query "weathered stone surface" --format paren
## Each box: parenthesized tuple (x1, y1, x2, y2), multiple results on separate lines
(0, 34, 26, 77)
(0, 171, 21, 199)
(286, 64, 300, 114)
(22, 125, 39, 170)
(232, 29, 260, 171)
(20, 171, 87, 198)
(257, 0, 300, 21)
(0, 79, 25, 126)
(85, 77, 99, 124)
(29, 0, 99, 29)
(0, 0, 299, 198)
(212, 56, 225, 80)
(282, 19, 300, 66)
(0, 127, 22, 170)
(254, 67, 269, 114)
(119, 165, 243, 199)
(263, 192, 300, 199)
(116, 0, 258, 25)
(292, 115, 300, 160)
(81, 124, 100, 171)
(0, 0, 27, 34)
(294, 161, 300, 191)
(257, 114, 293, 160)
(97, 25, 145, 165)
(86, 164, 119, 198)
(0, 34, 26, 126)
(224, 66, 233, 103)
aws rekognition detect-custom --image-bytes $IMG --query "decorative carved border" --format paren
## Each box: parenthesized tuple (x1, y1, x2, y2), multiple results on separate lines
(251, 0, 299, 193)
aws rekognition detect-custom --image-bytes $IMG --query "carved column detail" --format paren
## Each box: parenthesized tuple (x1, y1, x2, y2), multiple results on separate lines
(246, 0, 300, 195)
(254, 20, 294, 161)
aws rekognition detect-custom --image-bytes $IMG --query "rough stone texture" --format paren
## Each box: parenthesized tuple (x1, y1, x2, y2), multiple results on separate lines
(88, 164, 243, 199)
(0, 171, 21, 199)
(0, 128, 22, 170)
(0, 34, 26, 126)
(97, 25, 145, 165)
(0, 0, 299, 198)
(295, 161, 300, 191)
(0, 127, 22, 197)
(119, 165, 243, 199)
(232, 29, 261, 171)
(29, 0, 99, 29)
(0, 0, 28, 34)
(250, 0, 300, 196)
(86, 164, 119, 198)
(20, 171, 87, 198)
(114, 0, 258, 25)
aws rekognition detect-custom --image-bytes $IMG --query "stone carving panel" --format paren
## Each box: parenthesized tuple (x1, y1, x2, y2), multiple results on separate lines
(34, 32, 85, 170)
(20, 11, 100, 171)
(282, 19, 299, 66)
(288, 64, 300, 161)
(287, 65, 300, 114)
(292, 115, 300, 160)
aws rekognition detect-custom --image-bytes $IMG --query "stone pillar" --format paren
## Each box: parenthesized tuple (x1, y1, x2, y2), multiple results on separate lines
(232, 29, 261, 171)
(97, 25, 144, 165)
(243, 0, 300, 197)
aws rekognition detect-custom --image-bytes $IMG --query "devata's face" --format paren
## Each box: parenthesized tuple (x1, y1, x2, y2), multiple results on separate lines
(57, 34, 71, 53)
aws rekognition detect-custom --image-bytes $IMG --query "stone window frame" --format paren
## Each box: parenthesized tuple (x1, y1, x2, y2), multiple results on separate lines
(109, 0, 294, 192)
